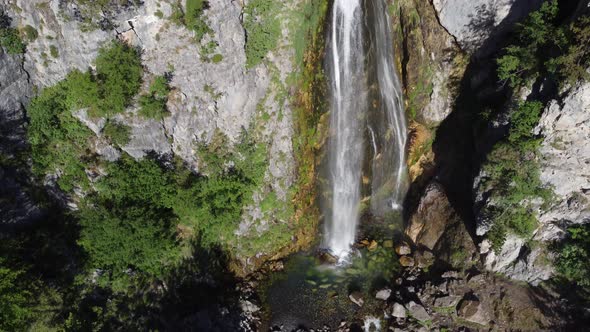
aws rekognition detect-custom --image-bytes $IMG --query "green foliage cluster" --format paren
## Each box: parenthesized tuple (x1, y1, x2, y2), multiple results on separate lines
(555, 224, 590, 287)
(243, 0, 282, 68)
(497, 1, 590, 88)
(27, 77, 94, 192)
(0, 11, 25, 54)
(139, 75, 171, 119)
(170, 0, 212, 42)
(483, 101, 552, 251)
(27, 41, 142, 191)
(93, 41, 143, 116)
(102, 120, 131, 146)
(0, 260, 31, 331)
(21, 25, 38, 42)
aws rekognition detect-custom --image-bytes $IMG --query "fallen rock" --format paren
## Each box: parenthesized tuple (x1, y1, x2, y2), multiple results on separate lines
(458, 296, 489, 326)
(368, 240, 378, 251)
(415, 250, 435, 269)
(349, 291, 364, 307)
(399, 256, 415, 267)
(395, 242, 412, 255)
(392, 303, 407, 318)
(433, 295, 461, 308)
(441, 271, 460, 279)
(318, 251, 338, 265)
(375, 288, 391, 301)
(407, 301, 430, 322)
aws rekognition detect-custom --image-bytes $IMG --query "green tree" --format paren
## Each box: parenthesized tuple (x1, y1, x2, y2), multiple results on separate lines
(0, 260, 31, 331)
(94, 41, 143, 116)
(556, 224, 590, 286)
(102, 120, 131, 146)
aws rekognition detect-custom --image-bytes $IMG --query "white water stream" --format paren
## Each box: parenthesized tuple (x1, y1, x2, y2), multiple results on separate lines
(324, 0, 408, 260)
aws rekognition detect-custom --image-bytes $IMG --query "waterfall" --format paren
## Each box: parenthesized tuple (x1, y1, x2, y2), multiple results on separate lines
(324, 0, 366, 260)
(323, 0, 407, 260)
(368, 0, 408, 216)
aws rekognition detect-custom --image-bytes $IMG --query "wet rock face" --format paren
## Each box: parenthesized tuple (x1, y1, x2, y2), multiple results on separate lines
(432, 0, 543, 55)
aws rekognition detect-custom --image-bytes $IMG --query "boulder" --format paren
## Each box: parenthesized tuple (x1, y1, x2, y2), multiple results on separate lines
(433, 295, 461, 308)
(407, 301, 430, 322)
(395, 242, 412, 256)
(458, 296, 489, 326)
(375, 288, 391, 301)
(407, 182, 477, 269)
(399, 256, 415, 267)
(392, 303, 407, 319)
(349, 291, 364, 307)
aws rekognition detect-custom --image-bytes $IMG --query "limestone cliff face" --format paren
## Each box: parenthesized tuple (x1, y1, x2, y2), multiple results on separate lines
(0, 0, 303, 268)
(477, 82, 590, 284)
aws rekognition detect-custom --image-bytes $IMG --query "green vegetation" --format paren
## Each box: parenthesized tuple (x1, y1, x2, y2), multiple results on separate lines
(556, 224, 590, 287)
(497, 1, 590, 89)
(102, 120, 131, 146)
(243, 0, 282, 68)
(482, 101, 552, 251)
(484, 1, 590, 250)
(139, 75, 171, 119)
(21, 24, 38, 42)
(0, 11, 25, 54)
(0, 260, 31, 331)
(94, 41, 143, 116)
(27, 41, 142, 191)
(169, 0, 212, 42)
(49, 45, 59, 58)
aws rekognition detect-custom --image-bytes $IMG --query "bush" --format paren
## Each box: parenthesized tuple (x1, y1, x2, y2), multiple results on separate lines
(482, 101, 553, 250)
(49, 45, 59, 58)
(0, 260, 31, 331)
(185, 0, 211, 42)
(94, 41, 143, 117)
(21, 25, 38, 42)
(243, 0, 282, 68)
(139, 75, 171, 119)
(0, 27, 25, 54)
(556, 224, 590, 287)
(102, 120, 131, 146)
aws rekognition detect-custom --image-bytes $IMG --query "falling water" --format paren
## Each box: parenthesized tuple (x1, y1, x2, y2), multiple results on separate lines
(368, 0, 408, 216)
(324, 0, 366, 259)
(323, 0, 408, 260)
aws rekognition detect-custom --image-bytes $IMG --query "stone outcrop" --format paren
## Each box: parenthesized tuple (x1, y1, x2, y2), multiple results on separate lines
(432, 0, 543, 55)
(477, 81, 590, 284)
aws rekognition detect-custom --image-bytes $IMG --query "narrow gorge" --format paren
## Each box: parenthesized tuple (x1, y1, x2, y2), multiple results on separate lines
(0, 0, 589, 331)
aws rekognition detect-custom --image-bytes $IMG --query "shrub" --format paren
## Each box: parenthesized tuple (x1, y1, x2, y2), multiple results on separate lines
(139, 75, 171, 119)
(482, 101, 553, 250)
(77, 204, 180, 289)
(102, 120, 131, 146)
(211, 53, 223, 63)
(21, 25, 38, 42)
(0, 27, 25, 54)
(49, 45, 59, 58)
(556, 224, 590, 287)
(0, 260, 31, 331)
(243, 0, 282, 68)
(185, 0, 211, 42)
(94, 41, 143, 117)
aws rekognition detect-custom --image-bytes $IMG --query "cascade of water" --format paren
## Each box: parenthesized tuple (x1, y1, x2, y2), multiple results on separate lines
(324, 0, 366, 260)
(369, 0, 408, 215)
(323, 0, 408, 260)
